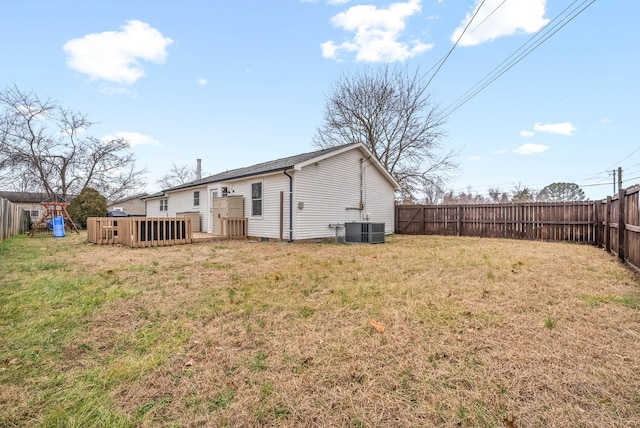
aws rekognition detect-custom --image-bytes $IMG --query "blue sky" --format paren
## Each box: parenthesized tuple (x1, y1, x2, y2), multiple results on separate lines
(1, 0, 637, 200)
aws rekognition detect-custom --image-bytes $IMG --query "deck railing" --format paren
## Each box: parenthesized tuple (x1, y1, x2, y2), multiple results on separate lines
(220, 217, 248, 239)
(87, 217, 192, 247)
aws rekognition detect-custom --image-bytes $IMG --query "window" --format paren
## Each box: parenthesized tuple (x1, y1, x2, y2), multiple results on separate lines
(160, 199, 168, 212)
(30, 210, 39, 218)
(193, 191, 200, 207)
(251, 182, 262, 216)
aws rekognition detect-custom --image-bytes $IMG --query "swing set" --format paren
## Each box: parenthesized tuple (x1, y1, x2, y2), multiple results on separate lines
(28, 195, 80, 236)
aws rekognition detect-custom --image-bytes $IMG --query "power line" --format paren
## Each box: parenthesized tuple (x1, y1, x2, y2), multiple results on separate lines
(441, 0, 597, 117)
(584, 146, 640, 181)
(425, 0, 488, 90)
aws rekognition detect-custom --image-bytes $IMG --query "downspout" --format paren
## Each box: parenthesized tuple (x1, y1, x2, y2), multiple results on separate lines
(359, 158, 364, 210)
(283, 169, 293, 242)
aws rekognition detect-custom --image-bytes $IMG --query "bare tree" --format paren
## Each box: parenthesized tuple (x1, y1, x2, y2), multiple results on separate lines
(313, 65, 458, 201)
(511, 183, 535, 202)
(157, 162, 203, 189)
(488, 187, 510, 203)
(0, 86, 145, 200)
(422, 177, 447, 204)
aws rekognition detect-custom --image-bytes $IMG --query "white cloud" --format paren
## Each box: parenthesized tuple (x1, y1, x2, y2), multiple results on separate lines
(520, 130, 536, 137)
(513, 143, 549, 155)
(102, 131, 159, 147)
(491, 149, 508, 155)
(600, 117, 612, 124)
(197, 78, 208, 86)
(321, 0, 433, 62)
(469, 155, 481, 161)
(452, 0, 549, 47)
(533, 122, 576, 136)
(63, 20, 173, 84)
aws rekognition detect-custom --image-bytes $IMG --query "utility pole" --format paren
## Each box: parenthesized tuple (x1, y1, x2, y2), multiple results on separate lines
(618, 166, 623, 194)
(613, 169, 617, 194)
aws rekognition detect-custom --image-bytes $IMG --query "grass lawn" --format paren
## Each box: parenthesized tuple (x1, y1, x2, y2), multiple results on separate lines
(1, 233, 639, 427)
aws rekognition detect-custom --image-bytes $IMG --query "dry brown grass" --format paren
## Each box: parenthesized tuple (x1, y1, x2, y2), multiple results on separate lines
(2, 233, 640, 427)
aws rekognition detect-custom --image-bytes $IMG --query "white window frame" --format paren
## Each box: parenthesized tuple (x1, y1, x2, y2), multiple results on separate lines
(160, 199, 168, 212)
(193, 191, 200, 207)
(251, 181, 263, 217)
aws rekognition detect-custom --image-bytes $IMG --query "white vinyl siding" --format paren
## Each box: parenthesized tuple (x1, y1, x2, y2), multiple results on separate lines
(223, 174, 290, 239)
(294, 148, 396, 240)
(151, 145, 396, 241)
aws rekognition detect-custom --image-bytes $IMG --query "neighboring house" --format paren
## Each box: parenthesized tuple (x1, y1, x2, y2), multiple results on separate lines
(107, 193, 148, 216)
(0, 191, 51, 222)
(143, 143, 400, 241)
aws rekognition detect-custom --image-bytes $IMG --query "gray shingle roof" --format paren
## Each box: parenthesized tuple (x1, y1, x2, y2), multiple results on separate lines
(0, 191, 51, 203)
(108, 193, 149, 205)
(165, 143, 358, 193)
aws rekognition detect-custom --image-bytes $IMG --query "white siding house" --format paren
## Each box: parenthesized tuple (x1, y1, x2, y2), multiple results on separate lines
(107, 193, 148, 216)
(143, 143, 400, 241)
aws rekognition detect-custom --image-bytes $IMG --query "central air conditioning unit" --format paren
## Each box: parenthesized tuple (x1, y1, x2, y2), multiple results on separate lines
(344, 222, 385, 244)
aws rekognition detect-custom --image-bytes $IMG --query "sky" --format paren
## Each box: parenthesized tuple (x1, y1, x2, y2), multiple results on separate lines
(1, 0, 637, 201)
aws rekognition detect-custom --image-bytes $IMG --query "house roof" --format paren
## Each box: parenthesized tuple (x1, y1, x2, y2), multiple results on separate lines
(0, 191, 53, 203)
(144, 143, 400, 199)
(108, 193, 149, 205)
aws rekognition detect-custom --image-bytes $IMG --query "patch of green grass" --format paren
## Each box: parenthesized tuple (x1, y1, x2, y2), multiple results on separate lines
(582, 292, 640, 310)
(620, 291, 640, 310)
(298, 306, 315, 319)
(250, 351, 268, 372)
(544, 315, 557, 331)
(211, 388, 236, 410)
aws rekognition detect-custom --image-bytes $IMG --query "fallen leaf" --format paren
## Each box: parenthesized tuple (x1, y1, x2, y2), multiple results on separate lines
(185, 359, 195, 367)
(504, 416, 516, 428)
(369, 319, 385, 333)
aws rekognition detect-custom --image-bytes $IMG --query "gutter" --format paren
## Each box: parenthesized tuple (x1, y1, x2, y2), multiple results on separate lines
(283, 169, 293, 242)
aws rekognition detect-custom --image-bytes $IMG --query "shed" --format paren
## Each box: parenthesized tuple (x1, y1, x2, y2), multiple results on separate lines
(143, 143, 400, 241)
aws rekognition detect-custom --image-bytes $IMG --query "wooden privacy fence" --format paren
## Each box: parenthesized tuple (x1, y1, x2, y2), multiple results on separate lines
(87, 217, 192, 247)
(396, 201, 597, 243)
(0, 197, 30, 243)
(599, 185, 640, 273)
(396, 186, 640, 273)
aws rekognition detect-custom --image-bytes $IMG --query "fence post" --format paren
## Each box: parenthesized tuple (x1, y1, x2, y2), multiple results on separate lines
(394, 204, 399, 234)
(593, 200, 599, 246)
(456, 205, 462, 236)
(604, 196, 612, 253)
(618, 189, 626, 261)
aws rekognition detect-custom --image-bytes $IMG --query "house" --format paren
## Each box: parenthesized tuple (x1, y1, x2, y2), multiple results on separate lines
(107, 193, 148, 216)
(0, 191, 51, 223)
(143, 143, 400, 241)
